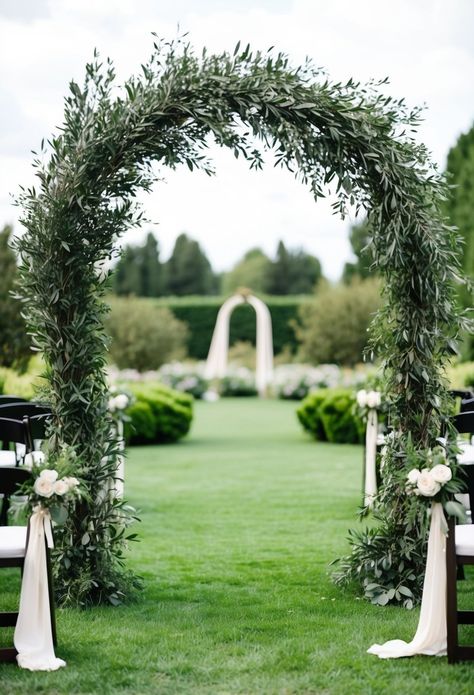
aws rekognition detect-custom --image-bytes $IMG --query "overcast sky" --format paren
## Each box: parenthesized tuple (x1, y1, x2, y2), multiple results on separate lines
(1, 0, 473, 279)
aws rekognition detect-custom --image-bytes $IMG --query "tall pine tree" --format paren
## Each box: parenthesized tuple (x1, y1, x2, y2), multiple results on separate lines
(165, 233, 216, 295)
(0, 225, 31, 369)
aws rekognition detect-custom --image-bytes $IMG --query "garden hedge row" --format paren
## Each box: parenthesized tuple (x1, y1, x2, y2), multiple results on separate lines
(154, 295, 312, 359)
(124, 384, 193, 445)
(297, 388, 365, 444)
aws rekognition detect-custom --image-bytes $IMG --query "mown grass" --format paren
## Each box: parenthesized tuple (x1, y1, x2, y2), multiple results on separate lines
(1, 398, 473, 694)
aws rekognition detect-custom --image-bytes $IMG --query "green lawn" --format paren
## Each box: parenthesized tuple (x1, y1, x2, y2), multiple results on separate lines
(1, 398, 473, 694)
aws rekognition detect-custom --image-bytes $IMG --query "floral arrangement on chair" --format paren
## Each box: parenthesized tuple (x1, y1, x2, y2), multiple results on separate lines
(405, 442, 466, 521)
(18, 445, 83, 525)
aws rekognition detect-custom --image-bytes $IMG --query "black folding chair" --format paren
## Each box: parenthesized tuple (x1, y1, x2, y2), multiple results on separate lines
(446, 411, 474, 663)
(0, 417, 57, 662)
(0, 404, 51, 467)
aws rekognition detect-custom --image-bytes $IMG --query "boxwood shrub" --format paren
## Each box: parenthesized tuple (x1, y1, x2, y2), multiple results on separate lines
(124, 384, 193, 445)
(297, 388, 364, 444)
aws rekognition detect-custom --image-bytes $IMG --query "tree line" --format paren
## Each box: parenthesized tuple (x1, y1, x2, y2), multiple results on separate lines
(112, 233, 323, 297)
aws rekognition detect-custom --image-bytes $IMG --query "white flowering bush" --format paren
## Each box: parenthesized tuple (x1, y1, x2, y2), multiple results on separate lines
(19, 445, 83, 525)
(158, 362, 208, 399)
(274, 364, 341, 400)
(220, 367, 257, 397)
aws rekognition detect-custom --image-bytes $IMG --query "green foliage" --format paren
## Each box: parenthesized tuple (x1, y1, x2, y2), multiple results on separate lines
(341, 218, 374, 283)
(295, 278, 383, 366)
(222, 247, 272, 295)
(266, 240, 323, 294)
(112, 232, 164, 297)
(105, 296, 188, 370)
(0, 225, 31, 370)
(165, 233, 217, 295)
(125, 385, 193, 444)
(443, 125, 474, 358)
(15, 36, 467, 605)
(297, 388, 363, 444)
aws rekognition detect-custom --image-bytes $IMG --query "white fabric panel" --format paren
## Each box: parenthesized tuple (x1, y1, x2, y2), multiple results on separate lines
(0, 451, 17, 467)
(14, 509, 66, 671)
(204, 295, 245, 379)
(455, 524, 474, 555)
(0, 525, 27, 558)
(368, 502, 447, 658)
(364, 409, 378, 507)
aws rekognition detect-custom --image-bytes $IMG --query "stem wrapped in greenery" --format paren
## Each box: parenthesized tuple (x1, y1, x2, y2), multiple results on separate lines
(15, 36, 469, 604)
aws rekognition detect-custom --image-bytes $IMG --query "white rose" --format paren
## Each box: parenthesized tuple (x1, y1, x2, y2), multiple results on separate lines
(34, 477, 54, 498)
(108, 396, 117, 412)
(63, 476, 80, 490)
(431, 464, 452, 484)
(416, 469, 441, 497)
(407, 468, 421, 485)
(356, 390, 368, 407)
(40, 468, 58, 483)
(367, 390, 382, 409)
(53, 479, 69, 496)
(114, 394, 129, 410)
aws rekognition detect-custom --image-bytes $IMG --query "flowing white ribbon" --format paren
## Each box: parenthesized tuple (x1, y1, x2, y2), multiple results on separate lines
(364, 408, 378, 507)
(14, 506, 66, 671)
(115, 419, 125, 499)
(368, 502, 447, 658)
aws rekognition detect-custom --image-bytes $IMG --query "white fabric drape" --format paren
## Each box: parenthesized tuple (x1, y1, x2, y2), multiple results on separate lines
(368, 502, 447, 658)
(14, 507, 66, 671)
(115, 420, 125, 498)
(205, 295, 244, 380)
(204, 293, 274, 396)
(364, 408, 378, 508)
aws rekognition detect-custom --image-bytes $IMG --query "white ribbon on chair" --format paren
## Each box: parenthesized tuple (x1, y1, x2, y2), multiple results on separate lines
(368, 502, 447, 658)
(364, 408, 378, 508)
(14, 506, 66, 671)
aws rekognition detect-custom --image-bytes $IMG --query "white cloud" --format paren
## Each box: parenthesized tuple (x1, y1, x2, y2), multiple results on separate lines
(1, 0, 473, 279)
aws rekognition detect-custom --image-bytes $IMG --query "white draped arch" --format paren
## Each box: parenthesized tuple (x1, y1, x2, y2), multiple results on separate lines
(204, 292, 274, 397)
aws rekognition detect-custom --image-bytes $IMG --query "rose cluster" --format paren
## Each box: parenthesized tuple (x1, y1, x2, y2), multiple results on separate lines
(406, 463, 452, 497)
(108, 393, 130, 412)
(356, 389, 382, 409)
(33, 468, 80, 499)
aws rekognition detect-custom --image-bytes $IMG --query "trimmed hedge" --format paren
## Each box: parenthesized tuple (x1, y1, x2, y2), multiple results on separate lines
(297, 388, 364, 444)
(124, 383, 193, 445)
(154, 295, 311, 359)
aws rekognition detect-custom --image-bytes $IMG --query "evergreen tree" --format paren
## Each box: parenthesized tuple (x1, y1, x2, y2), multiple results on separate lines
(112, 232, 163, 296)
(341, 219, 373, 283)
(267, 241, 323, 294)
(0, 225, 31, 369)
(221, 248, 272, 295)
(165, 233, 216, 295)
(444, 125, 474, 301)
(443, 125, 474, 358)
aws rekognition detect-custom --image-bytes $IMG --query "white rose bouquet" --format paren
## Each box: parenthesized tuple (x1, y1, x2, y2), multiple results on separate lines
(405, 443, 466, 520)
(18, 445, 83, 525)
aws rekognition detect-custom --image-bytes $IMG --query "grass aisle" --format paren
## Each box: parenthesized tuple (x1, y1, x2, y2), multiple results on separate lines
(1, 398, 473, 694)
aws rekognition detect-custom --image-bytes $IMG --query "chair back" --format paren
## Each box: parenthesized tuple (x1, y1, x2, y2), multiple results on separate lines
(0, 403, 51, 419)
(0, 396, 29, 405)
(452, 411, 474, 513)
(0, 421, 31, 526)
(27, 413, 51, 441)
(461, 398, 474, 414)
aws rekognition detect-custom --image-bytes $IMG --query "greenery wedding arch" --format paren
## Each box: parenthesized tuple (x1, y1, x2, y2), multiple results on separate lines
(15, 38, 467, 605)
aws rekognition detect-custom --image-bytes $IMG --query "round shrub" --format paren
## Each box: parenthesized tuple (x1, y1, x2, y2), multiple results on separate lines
(297, 388, 364, 444)
(320, 390, 363, 444)
(125, 384, 193, 445)
(106, 297, 188, 371)
(124, 401, 156, 444)
(296, 389, 330, 441)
